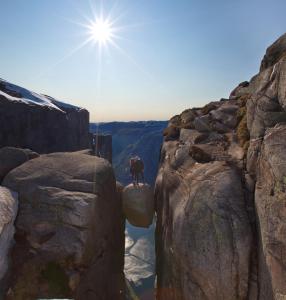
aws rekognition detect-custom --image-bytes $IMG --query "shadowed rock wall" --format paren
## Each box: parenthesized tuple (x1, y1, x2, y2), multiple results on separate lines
(0, 94, 89, 154)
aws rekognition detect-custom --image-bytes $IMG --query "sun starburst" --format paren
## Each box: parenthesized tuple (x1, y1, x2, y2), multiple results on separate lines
(88, 18, 114, 45)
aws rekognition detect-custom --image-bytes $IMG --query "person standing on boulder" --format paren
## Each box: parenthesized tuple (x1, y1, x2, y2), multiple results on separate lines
(130, 155, 145, 185)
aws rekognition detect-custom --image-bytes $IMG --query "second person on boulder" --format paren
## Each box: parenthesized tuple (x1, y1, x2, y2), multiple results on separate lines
(129, 155, 145, 185)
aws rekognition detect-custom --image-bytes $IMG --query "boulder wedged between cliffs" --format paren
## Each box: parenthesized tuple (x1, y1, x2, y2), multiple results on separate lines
(122, 183, 154, 228)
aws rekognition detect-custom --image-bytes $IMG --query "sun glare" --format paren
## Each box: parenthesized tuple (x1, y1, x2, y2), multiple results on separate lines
(90, 19, 113, 44)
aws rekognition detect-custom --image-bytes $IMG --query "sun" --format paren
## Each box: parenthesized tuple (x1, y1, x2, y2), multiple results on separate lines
(89, 18, 113, 44)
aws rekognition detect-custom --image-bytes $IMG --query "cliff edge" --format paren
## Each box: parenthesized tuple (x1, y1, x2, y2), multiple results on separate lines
(155, 33, 286, 300)
(0, 79, 89, 153)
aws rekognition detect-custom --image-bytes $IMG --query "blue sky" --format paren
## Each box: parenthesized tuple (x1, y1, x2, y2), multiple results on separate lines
(0, 0, 285, 121)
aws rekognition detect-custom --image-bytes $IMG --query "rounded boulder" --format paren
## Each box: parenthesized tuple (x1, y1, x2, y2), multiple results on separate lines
(122, 183, 154, 228)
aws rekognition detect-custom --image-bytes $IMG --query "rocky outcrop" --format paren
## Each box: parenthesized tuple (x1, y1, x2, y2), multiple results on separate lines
(0, 79, 89, 153)
(155, 101, 253, 300)
(155, 33, 286, 299)
(260, 33, 286, 71)
(0, 187, 18, 296)
(2, 151, 124, 300)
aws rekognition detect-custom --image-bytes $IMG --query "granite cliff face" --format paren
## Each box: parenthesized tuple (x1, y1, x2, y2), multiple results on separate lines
(155, 33, 286, 300)
(0, 79, 89, 153)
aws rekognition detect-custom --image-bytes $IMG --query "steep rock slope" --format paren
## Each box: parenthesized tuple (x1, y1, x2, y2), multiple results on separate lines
(0, 79, 89, 153)
(155, 102, 253, 300)
(155, 33, 286, 300)
(2, 151, 124, 300)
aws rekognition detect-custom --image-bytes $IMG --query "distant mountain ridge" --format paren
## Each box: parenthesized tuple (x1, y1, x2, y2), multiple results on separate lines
(90, 121, 168, 185)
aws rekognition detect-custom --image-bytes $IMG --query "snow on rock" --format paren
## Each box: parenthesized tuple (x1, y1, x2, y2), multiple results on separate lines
(0, 78, 81, 112)
(0, 78, 90, 153)
(0, 187, 18, 282)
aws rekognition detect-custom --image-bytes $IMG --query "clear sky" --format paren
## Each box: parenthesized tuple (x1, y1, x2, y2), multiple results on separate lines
(0, 0, 285, 122)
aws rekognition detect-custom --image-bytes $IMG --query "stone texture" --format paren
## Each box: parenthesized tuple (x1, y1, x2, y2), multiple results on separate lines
(254, 124, 286, 300)
(155, 152, 252, 300)
(122, 184, 154, 228)
(0, 187, 18, 294)
(2, 152, 124, 300)
(0, 94, 89, 154)
(246, 61, 286, 139)
(260, 33, 286, 71)
(155, 96, 251, 300)
(155, 32, 286, 300)
(0, 147, 39, 183)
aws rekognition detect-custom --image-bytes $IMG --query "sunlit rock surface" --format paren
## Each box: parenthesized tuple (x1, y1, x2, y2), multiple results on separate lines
(155, 33, 286, 300)
(2, 152, 125, 300)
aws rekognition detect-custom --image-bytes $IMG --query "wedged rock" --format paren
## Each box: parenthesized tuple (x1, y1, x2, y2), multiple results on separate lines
(0, 147, 39, 183)
(155, 161, 252, 300)
(0, 187, 18, 294)
(2, 152, 125, 300)
(122, 184, 154, 228)
(254, 124, 286, 299)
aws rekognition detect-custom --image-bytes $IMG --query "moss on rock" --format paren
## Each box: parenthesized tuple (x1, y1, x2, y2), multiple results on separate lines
(9, 260, 71, 300)
(41, 262, 70, 296)
(236, 95, 250, 151)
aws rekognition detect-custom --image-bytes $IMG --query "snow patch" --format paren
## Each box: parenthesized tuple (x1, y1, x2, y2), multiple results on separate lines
(0, 79, 81, 112)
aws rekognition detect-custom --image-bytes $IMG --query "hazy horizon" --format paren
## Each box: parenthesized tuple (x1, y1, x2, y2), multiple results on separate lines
(1, 0, 286, 122)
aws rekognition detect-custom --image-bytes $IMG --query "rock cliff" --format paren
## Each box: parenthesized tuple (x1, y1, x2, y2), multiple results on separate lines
(1, 151, 124, 300)
(155, 33, 286, 299)
(0, 79, 89, 153)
